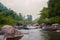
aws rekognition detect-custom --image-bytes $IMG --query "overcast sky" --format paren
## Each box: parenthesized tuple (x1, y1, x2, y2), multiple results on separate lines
(0, 0, 48, 20)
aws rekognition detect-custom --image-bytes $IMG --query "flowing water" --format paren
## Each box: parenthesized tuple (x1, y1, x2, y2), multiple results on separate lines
(0, 28, 60, 40)
(20, 29, 60, 40)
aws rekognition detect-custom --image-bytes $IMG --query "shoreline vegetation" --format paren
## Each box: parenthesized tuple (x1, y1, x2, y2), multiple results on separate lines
(0, 0, 60, 28)
(38, 0, 60, 24)
(0, 3, 32, 28)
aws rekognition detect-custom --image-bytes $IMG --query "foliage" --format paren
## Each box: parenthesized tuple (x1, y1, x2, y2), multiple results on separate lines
(48, 0, 60, 17)
(38, 19, 47, 24)
(0, 10, 24, 27)
(40, 7, 49, 19)
(37, 7, 49, 24)
(17, 13, 23, 21)
(0, 12, 16, 27)
(26, 15, 32, 22)
(47, 16, 60, 24)
(0, 3, 24, 27)
(37, 0, 60, 24)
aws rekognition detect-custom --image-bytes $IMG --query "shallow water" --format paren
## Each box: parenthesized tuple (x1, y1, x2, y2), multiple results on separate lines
(20, 29, 47, 40)
(20, 29, 60, 40)
(0, 29, 60, 40)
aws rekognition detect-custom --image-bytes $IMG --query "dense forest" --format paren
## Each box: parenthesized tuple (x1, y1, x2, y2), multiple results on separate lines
(0, 3, 23, 27)
(0, 0, 60, 27)
(0, 2, 33, 27)
(38, 0, 60, 24)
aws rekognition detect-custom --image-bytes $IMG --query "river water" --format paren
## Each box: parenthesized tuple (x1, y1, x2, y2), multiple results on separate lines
(20, 29, 46, 40)
(0, 28, 60, 40)
(20, 29, 60, 40)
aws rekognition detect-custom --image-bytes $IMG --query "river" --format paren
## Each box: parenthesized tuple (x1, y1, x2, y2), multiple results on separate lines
(20, 28, 60, 40)
(0, 28, 60, 40)
(20, 29, 46, 40)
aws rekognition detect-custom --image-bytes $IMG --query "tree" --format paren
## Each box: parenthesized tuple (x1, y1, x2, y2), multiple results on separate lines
(47, 0, 60, 24)
(0, 9, 16, 27)
(37, 7, 49, 24)
(26, 15, 32, 23)
(38, 0, 60, 24)
(48, 0, 60, 17)
(0, 2, 26, 27)
(18, 13, 23, 21)
(40, 7, 49, 19)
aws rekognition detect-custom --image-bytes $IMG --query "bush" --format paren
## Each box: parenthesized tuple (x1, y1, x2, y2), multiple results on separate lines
(0, 13, 16, 27)
(47, 16, 60, 24)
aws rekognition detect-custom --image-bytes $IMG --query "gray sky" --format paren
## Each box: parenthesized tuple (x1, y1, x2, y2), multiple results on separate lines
(0, 0, 48, 20)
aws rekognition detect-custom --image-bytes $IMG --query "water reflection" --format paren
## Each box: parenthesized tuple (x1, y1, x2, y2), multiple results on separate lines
(20, 29, 60, 40)
(42, 30, 60, 40)
(20, 29, 46, 40)
(0, 29, 60, 40)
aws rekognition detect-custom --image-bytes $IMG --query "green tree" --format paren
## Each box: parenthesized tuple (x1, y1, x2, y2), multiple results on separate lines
(26, 15, 32, 23)
(48, 0, 60, 17)
(37, 7, 49, 24)
(38, 0, 60, 24)
(18, 13, 23, 21)
(48, 0, 60, 24)
(0, 10, 16, 27)
(40, 7, 49, 19)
